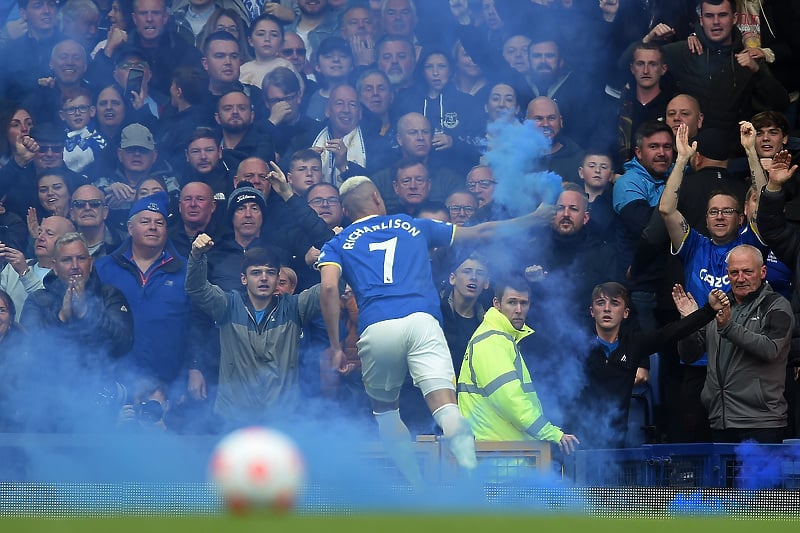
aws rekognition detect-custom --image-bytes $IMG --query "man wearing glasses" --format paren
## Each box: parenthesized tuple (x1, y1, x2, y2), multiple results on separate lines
(467, 165, 512, 224)
(660, 124, 764, 306)
(262, 67, 318, 160)
(306, 183, 344, 232)
(69, 185, 123, 258)
(445, 190, 477, 227)
(659, 123, 767, 442)
(110, 47, 161, 118)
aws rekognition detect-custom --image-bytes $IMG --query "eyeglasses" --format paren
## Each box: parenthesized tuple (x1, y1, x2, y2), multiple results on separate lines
(447, 205, 475, 215)
(281, 48, 307, 57)
(707, 208, 739, 217)
(215, 24, 239, 34)
(265, 92, 298, 106)
(466, 179, 496, 191)
(72, 199, 105, 209)
(63, 105, 91, 116)
(38, 144, 63, 153)
(396, 176, 430, 186)
(308, 196, 341, 207)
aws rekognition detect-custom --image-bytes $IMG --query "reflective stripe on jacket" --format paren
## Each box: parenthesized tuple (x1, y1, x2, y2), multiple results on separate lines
(457, 307, 563, 443)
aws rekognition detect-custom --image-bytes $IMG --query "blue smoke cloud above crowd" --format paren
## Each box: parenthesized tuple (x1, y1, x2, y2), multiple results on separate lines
(484, 118, 563, 214)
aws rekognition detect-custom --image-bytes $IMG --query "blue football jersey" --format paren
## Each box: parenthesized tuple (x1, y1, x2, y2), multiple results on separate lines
(318, 214, 455, 333)
(677, 226, 764, 302)
(676, 226, 765, 367)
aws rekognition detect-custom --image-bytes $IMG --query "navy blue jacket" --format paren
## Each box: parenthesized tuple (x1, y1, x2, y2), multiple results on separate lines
(95, 238, 193, 383)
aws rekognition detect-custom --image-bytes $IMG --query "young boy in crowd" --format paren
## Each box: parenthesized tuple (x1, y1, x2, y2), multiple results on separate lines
(577, 150, 617, 237)
(286, 149, 324, 195)
(59, 88, 106, 173)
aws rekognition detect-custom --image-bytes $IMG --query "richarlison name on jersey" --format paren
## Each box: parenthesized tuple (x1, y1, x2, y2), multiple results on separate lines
(343, 218, 421, 249)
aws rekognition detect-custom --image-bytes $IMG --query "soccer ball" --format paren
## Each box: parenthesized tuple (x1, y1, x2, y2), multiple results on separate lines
(209, 426, 305, 512)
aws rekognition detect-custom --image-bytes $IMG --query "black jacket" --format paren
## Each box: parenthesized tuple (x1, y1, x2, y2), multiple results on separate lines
(659, 28, 789, 131)
(755, 186, 800, 367)
(20, 269, 134, 360)
(574, 303, 716, 448)
(89, 29, 203, 96)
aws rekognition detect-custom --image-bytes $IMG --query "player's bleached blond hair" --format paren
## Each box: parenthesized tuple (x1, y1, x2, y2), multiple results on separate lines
(339, 176, 374, 197)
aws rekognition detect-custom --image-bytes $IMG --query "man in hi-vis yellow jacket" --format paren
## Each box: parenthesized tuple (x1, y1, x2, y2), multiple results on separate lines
(457, 277, 580, 454)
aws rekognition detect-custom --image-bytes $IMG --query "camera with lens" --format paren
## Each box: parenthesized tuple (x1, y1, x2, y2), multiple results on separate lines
(135, 399, 164, 423)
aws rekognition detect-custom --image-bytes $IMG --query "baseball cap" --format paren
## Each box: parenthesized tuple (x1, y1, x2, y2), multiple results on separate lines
(113, 45, 151, 68)
(129, 191, 169, 219)
(120, 123, 156, 151)
(316, 36, 352, 59)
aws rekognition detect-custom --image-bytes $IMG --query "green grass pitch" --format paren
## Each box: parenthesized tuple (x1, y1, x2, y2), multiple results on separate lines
(4, 515, 800, 532)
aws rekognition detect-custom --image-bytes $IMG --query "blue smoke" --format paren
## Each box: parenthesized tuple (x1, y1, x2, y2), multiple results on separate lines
(484, 119, 563, 215)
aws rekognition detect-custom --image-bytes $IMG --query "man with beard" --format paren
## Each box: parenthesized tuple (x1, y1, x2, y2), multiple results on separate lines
(215, 90, 276, 172)
(525, 37, 598, 147)
(613, 120, 675, 330)
(522, 183, 620, 380)
(376, 36, 416, 91)
(525, 97, 585, 185)
(182, 127, 232, 202)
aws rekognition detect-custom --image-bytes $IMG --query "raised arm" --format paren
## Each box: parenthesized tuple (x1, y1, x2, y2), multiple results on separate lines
(185, 233, 229, 322)
(658, 123, 696, 250)
(765, 149, 798, 193)
(740, 120, 768, 226)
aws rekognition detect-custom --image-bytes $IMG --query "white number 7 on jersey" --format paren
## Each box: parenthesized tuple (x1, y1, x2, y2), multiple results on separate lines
(369, 237, 398, 283)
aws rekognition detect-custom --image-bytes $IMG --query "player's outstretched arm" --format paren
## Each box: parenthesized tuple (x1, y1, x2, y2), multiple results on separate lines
(453, 203, 555, 243)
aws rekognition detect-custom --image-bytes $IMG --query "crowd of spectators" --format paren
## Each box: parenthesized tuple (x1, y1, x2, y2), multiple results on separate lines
(0, 0, 799, 449)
